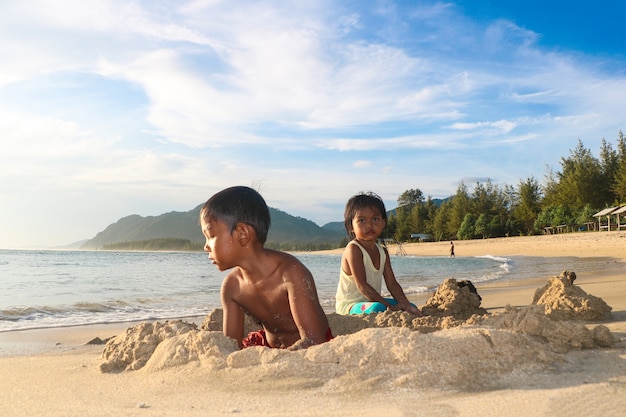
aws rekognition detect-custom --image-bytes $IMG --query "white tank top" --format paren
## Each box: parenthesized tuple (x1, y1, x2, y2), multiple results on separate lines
(335, 240, 386, 315)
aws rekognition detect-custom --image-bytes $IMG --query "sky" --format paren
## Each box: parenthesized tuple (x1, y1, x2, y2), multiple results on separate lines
(1, 0, 625, 248)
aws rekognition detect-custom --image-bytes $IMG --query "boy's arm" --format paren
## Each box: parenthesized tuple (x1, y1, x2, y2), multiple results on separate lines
(221, 274, 245, 348)
(286, 262, 329, 349)
(344, 244, 394, 308)
(382, 248, 422, 316)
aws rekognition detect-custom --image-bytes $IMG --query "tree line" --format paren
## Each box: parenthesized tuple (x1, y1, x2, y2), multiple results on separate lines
(385, 132, 626, 242)
(101, 238, 204, 251)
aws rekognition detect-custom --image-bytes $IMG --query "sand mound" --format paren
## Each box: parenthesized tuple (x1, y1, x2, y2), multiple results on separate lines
(421, 278, 487, 319)
(100, 320, 198, 372)
(324, 277, 488, 335)
(532, 270, 613, 321)
(112, 326, 566, 391)
(100, 272, 617, 390)
(227, 326, 569, 391)
(481, 305, 614, 353)
(144, 330, 237, 372)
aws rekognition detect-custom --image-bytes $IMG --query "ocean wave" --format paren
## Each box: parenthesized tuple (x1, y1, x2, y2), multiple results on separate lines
(396, 285, 431, 295)
(474, 254, 513, 263)
(0, 301, 212, 332)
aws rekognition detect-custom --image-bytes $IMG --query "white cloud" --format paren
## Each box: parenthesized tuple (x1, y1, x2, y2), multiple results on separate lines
(352, 160, 372, 168)
(449, 120, 516, 134)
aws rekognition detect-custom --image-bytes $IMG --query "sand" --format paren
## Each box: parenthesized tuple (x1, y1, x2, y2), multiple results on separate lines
(1, 231, 625, 417)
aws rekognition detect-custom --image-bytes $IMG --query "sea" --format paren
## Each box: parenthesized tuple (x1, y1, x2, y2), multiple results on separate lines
(0, 249, 623, 332)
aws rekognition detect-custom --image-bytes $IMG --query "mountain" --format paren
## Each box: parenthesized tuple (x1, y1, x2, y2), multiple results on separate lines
(265, 208, 344, 244)
(321, 221, 346, 235)
(81, 204, 344, 250)
(81, 205, 205, 249)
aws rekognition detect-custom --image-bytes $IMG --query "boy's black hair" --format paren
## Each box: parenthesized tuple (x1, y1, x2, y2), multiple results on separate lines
(343, 191, 387, 238)
(200, 186, 271, 244)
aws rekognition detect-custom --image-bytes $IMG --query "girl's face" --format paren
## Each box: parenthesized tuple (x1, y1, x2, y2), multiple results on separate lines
(351, 206, 385, 241)
(201, 216, 238, 271)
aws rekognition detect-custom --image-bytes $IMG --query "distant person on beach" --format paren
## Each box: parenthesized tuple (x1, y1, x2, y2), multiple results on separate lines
(450, 241, 455, 258)
(335, 192, 422, 316)
(200, 186, 333, 349)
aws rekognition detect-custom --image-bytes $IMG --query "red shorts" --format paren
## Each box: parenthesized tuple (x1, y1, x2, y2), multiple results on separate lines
(242, 328, 334, 348)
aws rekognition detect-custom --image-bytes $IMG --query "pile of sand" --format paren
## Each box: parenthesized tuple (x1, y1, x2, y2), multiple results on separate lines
(100, 320, 199, 373)
(531, 270, 613, 321)
(100, 273, 617, 390)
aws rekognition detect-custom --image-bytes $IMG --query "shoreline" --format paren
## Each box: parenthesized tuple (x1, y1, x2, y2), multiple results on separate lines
(0, 316, 207, 357)
(317, 230, 626, 259)
(2, 231, 625, 355)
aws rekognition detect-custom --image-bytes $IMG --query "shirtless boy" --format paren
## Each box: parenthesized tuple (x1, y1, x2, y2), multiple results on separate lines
(200, 186, 332, 349)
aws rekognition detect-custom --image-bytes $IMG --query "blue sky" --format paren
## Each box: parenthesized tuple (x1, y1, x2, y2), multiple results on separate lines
(1, 0, 625, 248)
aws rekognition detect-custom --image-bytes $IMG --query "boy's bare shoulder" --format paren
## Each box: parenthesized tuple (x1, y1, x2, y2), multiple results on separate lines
(264, 248, 298, 263)
(222, 268, 245, 289)
(266, 249, 311, 276)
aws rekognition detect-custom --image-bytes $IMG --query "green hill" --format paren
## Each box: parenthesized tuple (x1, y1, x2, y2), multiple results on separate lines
(81, 204, 344, 251)
(321, 221, 346, 235)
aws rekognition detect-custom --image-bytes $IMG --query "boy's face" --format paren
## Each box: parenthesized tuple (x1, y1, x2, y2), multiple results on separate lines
(201, 216, 239, 271)
(351, 206, 385, 241)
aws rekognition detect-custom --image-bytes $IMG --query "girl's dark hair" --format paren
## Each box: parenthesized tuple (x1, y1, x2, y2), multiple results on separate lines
(343, 191, 387, 238)
(200, 186, 271, 244)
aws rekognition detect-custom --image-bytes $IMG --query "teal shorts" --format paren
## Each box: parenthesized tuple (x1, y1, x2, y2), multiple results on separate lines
(348, 298, 398, 314)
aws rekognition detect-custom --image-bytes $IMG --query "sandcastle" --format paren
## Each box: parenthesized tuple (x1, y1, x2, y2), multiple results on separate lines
(99, 272, 617, 390)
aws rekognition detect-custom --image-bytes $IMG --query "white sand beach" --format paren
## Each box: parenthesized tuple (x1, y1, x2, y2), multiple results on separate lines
(1, 231, 625, 417)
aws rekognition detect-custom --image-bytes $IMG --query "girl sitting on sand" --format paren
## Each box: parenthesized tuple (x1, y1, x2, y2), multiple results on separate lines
(335, 192, 422, 316)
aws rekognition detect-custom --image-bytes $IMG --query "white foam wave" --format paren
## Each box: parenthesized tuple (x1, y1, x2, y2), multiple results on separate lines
(475, 254, 513, 263)
(0, 302, 212, 332)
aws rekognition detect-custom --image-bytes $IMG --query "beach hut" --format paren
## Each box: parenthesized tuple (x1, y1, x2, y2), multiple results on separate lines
(613, 206, 626, 230)
(593, 206, 619, 231)
(410, 233, 433, 242)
